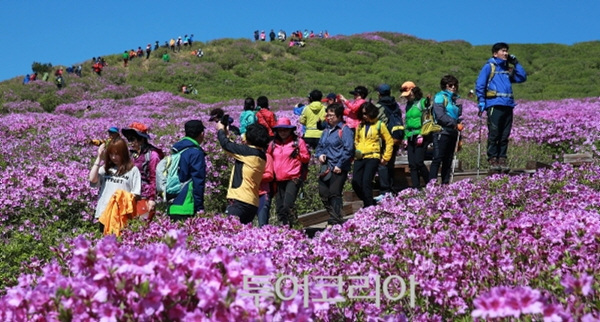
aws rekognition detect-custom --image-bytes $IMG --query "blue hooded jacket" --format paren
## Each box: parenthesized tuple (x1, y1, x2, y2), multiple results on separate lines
(169, 137, 206, 213)
(475, 57, 527, 108)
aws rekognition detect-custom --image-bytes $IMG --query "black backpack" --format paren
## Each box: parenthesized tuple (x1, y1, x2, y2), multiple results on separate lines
(377, 101, 405, 144)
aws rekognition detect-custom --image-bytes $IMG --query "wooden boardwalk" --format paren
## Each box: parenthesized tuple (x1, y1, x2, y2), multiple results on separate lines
(299, 153, 595, 230)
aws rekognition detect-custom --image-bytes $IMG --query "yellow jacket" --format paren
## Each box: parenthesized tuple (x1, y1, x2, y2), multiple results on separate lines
(99, 189, 136, 236)
(354, 120, 394, 161)
(299, 101, 326, 139)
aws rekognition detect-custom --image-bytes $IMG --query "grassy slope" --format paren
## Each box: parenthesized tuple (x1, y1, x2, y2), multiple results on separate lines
(2, 32, 600, 110)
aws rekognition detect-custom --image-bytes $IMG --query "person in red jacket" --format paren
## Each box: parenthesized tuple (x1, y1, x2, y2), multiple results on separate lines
(255, 96, 277, 138)
(267, 118, 310, 228)
(339, 85, 368, 130)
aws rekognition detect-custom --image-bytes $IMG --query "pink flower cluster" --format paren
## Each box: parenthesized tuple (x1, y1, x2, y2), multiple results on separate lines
(1, 90, 600, 320)
(2, 163, 599, 319)
(0, 230, 340, 321)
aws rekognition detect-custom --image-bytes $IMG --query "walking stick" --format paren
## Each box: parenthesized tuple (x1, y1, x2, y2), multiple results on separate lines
(450, 130, 461, 184)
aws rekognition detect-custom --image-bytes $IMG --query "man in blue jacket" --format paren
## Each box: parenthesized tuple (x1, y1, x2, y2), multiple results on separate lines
(476, 42, 527, 173)
(168, 120, 206, 221)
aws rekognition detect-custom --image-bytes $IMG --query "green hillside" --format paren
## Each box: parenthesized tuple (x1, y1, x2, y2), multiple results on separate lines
(2, 32, 600, 111)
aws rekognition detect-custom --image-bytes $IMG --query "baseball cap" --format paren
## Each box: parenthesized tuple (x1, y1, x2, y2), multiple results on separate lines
(108, 126, 119, 133)
(400, 81, 416, 97)
(376, 84, 391, 95)
(322, 92, 337, 102)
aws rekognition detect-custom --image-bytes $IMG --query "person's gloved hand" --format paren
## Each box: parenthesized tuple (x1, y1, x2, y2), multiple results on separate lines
(478, 102, 486, 117)
(507, 54, 518, 65)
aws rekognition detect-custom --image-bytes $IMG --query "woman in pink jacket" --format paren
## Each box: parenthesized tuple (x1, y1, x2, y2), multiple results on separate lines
(267, 118, 310, 227)
(339, 85, 368, 130)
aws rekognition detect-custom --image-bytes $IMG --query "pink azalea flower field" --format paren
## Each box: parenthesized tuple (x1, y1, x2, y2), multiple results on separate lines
(0, 92, 598, 320)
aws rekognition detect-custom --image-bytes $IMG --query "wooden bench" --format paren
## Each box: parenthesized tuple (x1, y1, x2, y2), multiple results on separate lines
(563, 153, 594, 166)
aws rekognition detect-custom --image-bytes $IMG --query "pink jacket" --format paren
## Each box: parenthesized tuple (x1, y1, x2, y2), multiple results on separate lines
(268, 136, 310, 181)
(343, 98, 365, 129)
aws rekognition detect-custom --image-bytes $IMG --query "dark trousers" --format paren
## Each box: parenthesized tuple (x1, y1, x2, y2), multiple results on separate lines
(352, 158, 380, 207)
(169, 214, 194, 221)
(429, 132, 458, 184)
(226, 199, 257, 224)
(275, 180, 302, 227)
(487, 105, 513, 160)
(304, 137, 320, 151)
(377, 144, 400, 194)
(406, 137, 429, 188)
(257, 193, 272, 227)
(318, 170, 348, 225)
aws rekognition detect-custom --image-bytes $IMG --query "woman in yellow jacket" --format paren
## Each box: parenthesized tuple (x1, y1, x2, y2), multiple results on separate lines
(352, 102, 394, 207)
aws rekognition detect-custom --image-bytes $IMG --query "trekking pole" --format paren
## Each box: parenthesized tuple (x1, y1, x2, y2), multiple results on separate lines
(477, 115, 482, 180)
(450, 130, 461, 184)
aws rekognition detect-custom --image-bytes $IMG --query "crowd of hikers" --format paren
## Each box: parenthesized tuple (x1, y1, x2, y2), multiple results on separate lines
(22, 29, 330, 89)
(22, 32, 203, 90)
(87, 42, 525, 233)
(254, 29, 330, 47)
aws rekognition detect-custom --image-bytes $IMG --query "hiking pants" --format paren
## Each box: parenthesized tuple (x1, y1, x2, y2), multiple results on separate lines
(275, 179, 302, 227)
(377, 144, 400, 194)
(352, 158, 380, 207)
(226, 199, 257, 224)
(257, 193, 272, 227)
(486, 105, 513, 160)
(407, 137, 429, 188)
(319, 170, 348, 225)
(429, 132, 458, 184)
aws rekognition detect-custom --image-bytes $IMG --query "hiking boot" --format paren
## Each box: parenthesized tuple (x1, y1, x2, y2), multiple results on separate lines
(498, 158, 510, 174)
(488, 158, 501, 174)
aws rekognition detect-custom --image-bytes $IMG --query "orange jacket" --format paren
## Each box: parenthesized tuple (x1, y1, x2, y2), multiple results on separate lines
(99, 190, 135, 236)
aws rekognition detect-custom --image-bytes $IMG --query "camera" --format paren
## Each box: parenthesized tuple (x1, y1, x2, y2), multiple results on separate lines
(221, 114, 230, 128)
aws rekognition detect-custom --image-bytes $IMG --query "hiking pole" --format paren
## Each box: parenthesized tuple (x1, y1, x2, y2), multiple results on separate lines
(477, 115, 482, 180)
(450, 130, 461, 184)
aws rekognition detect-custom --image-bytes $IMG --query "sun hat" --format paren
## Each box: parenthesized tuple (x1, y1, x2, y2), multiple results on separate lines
(121, 122, 150, 140)
(400, 81, 416, 97)
(349, 86, 368, 98)
(272, 117, 296, 130)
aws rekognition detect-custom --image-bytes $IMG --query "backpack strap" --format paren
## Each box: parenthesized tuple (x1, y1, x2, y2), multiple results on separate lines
(486, 62, 496, 89)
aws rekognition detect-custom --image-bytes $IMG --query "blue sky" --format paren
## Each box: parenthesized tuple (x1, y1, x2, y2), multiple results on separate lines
(1, 0, 598, 81)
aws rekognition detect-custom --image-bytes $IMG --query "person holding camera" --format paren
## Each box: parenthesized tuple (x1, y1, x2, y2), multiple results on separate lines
(475, 42, 527, 173)
(218, 122, 269, 224)
(208, 108, 240, 135)
(316, 103, 354, 226)
(267, 118, 311, 228)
